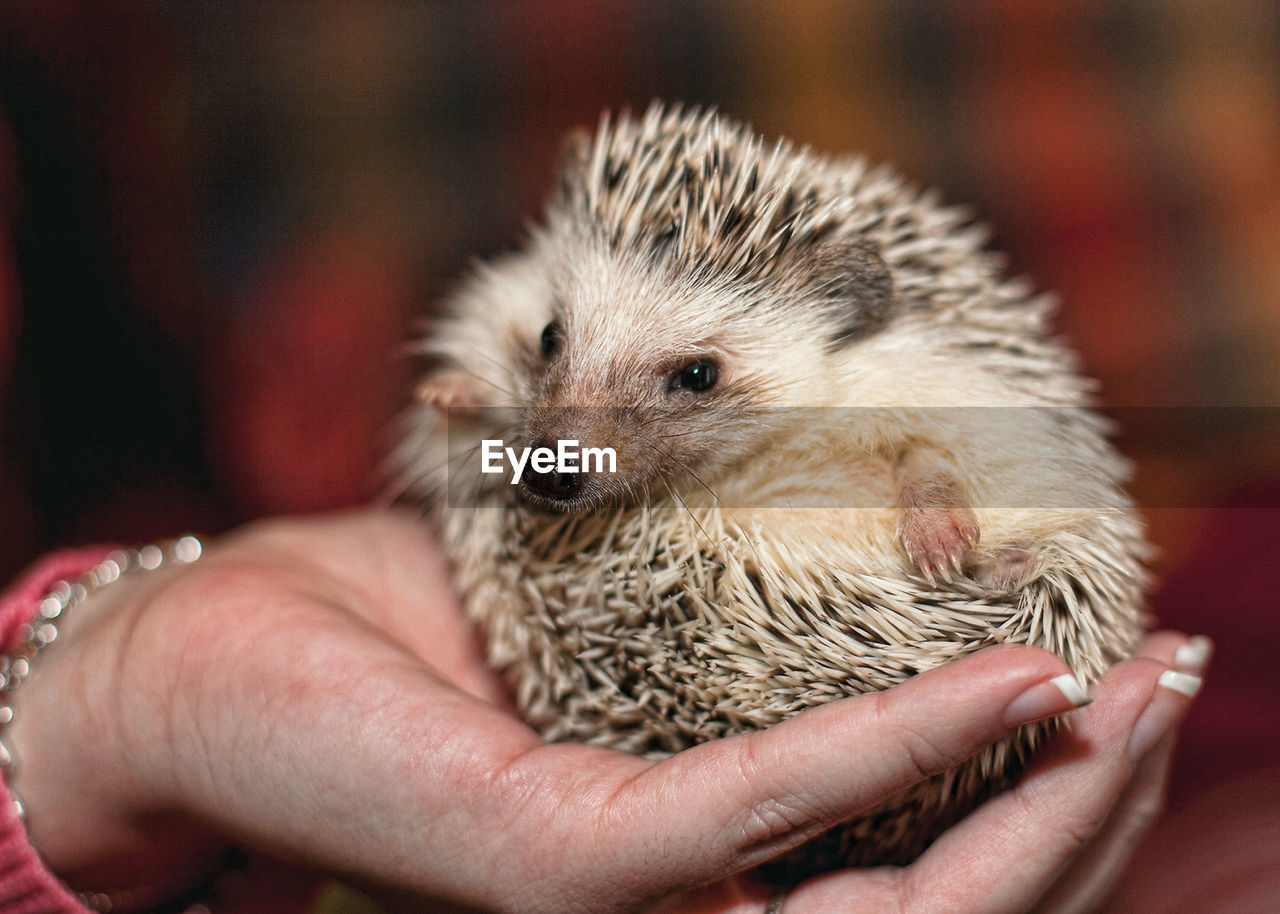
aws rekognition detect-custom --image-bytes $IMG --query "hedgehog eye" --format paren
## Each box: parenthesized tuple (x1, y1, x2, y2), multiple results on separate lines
(669, 359, 718, 393)
(540, 321, 561, 359)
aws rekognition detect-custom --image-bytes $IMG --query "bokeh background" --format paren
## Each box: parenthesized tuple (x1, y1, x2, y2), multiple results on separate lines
(2, 1, 1277, 909)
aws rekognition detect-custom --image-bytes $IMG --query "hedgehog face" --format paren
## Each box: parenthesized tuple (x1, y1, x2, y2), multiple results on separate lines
(514, 224, 895, 512)
(516, 245, 769, 512)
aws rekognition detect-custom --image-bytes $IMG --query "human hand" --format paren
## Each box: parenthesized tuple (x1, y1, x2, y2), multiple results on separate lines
(654, 632, 1208, 914)
(4, 509, 1203, 912)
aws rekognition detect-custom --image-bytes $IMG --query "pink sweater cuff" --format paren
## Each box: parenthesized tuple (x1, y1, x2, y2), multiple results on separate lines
(1, 549, 323, 913)
(1, 549, 111, 913)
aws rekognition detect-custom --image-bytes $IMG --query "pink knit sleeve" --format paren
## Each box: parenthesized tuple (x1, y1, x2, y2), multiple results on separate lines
(0, 549, 109, 914)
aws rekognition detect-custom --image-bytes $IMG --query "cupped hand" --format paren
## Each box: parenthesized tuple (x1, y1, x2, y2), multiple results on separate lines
(5, 510, 1203, 913)
(659, 631, 1206, 914)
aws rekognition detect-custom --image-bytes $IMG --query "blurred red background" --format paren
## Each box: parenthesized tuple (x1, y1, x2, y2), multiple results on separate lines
(1, 2, 1277, 909)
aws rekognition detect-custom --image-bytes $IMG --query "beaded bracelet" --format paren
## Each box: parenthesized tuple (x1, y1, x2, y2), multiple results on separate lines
(0, 536, 204, 820)
(0, 536, 262, 913)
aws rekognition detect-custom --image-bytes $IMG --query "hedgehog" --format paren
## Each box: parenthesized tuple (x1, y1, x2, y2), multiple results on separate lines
(394, 102, 1150, 880)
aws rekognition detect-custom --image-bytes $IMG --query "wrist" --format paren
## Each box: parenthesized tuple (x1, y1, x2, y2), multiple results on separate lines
(0, 548, 114, 914)
(0, 541, 226, 911)
(0, 797, 88, 912)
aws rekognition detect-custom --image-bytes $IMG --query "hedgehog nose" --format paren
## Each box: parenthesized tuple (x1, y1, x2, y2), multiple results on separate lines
(525, 466, 583, 499)
(523, 438, 585, 502)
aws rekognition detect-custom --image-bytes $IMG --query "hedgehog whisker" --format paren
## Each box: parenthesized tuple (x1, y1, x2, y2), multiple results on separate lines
(455, 346, 521, 400)
(654, 462, 713, 545)
(633, 410, 679, 432)
(677, 461, 721, 507)
(632, 402, 707, 432)
(650, 442, 723, 510)
(648, 429, 698, 442)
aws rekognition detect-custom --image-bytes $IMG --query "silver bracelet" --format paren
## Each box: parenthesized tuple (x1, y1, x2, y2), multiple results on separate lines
(0, 536, 203, 821)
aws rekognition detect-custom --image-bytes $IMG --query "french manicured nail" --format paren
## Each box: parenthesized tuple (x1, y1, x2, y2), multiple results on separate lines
(1173, 635, 1213, 675)
(1003, 673, 1092, 727)
(1158, 669, 1202, 698)
(1128, 669, 1203, 758)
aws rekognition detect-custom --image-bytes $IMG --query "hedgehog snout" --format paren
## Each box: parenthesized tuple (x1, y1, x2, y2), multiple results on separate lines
(518, 405, 623, 511)
(522, 436, 588, 506)
(519, 405, 664, 511)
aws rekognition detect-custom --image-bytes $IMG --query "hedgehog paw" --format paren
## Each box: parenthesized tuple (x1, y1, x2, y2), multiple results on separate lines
(974, 547, 1040, 590)
(897, 505, 980, 583)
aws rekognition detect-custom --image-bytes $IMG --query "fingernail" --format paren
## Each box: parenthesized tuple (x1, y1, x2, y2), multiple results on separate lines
(1128, 669, 1203, 759)
(1002, 673, 1092, 727)
(1158, 669, 1202, 698)
(1173, 635, 1213, 675)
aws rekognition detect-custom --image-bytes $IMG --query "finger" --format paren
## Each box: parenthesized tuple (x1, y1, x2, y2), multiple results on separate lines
(642, 874, 771, 914)
(588, 644, 1087, 892)
(1033, 724, 1179, 914)
(778, 635, 1202, 914)
(1035, 633, 1212, 913)
(1133, 629, 1197, 665)
(910, 646, 1200, 914)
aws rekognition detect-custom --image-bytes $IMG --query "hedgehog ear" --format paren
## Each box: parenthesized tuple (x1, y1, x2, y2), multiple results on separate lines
(415, 369, 489, 417)
(803, 239, 896, 349)
(555, 128, 593, 200)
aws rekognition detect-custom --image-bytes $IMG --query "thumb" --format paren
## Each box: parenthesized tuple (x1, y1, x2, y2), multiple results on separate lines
(611, 643, 1089, 887)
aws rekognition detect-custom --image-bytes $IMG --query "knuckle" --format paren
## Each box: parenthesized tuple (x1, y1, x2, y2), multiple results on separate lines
(727, 739, 822, 847)
(869, 691, 963, 780)
(1059, 812, 1100, 847)
(1014, 782, 1103, 849)
(865, 866, 916, 914)
(900, 727, 957, 779)
(741, 795, 810, 846)
(1127, 790, 1167, 834)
